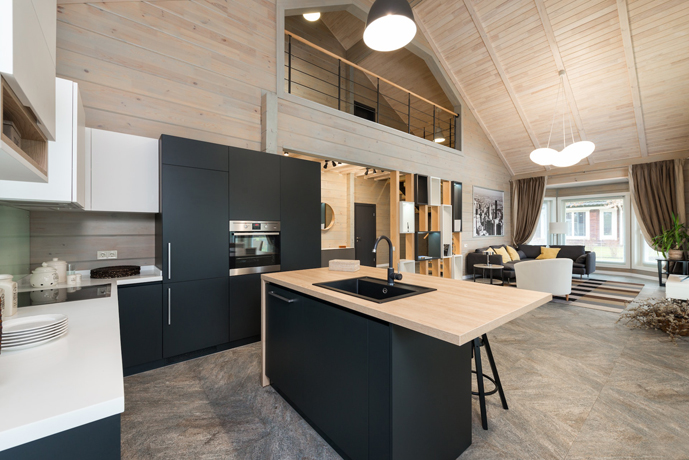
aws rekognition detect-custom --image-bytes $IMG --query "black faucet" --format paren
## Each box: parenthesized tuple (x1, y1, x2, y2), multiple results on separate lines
(373, 235, 403, 286)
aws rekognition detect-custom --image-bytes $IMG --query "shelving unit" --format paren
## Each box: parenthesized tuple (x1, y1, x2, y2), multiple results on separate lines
(0, 78, 48, 182)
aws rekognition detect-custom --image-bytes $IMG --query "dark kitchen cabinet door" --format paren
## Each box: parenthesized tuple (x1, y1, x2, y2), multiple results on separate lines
(163, 277, 229, 358)
(229, 273, 261, 342)
(280, 156, 320, 271)
(266, 284, 369, 460)
(118, 283, 163, 369)
(161, 164, 229, 283)
(229, 148, 280, 221)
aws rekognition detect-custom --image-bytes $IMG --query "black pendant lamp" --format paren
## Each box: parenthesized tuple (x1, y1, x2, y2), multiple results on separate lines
(364, 0, 417, 52)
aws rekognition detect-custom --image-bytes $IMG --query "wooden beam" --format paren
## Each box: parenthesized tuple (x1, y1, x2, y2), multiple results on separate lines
(512, 150, 689, 180)
(414, 19, 515, 176)
(533, 0, 594, 166)
(616, 0, 649, 157)
(462, 1, 544, 157)
(285, 31, 458, 117)
(390, 170, 401, 269)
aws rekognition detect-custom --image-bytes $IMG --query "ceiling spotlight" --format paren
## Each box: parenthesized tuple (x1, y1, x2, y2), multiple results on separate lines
(303, 12, 321, 21)
(364, 0, 417, 51)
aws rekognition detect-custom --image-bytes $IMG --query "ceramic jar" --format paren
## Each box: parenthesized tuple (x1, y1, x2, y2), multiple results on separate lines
(46, 258, 68, 283)
(0, 274, 17, 318)
(30, 263, 59, 288)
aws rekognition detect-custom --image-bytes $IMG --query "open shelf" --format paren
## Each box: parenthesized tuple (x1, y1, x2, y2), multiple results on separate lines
(1, 78, 48, 182)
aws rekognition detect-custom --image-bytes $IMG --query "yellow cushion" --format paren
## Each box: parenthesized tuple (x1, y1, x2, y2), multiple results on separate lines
(506, 246, 520, 261)
(536, 247, 561, 260)
(493, 246, 511, 264)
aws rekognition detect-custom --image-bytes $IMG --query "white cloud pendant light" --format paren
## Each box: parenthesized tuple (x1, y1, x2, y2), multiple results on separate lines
(364, 0, 417, 52)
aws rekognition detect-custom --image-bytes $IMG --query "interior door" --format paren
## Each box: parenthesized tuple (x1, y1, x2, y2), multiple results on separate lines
(355, 203, 377, 267)
(161, 164, 229, 282)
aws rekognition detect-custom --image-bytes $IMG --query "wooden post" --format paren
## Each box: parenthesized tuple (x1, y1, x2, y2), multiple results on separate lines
(390, 170, 400, 270)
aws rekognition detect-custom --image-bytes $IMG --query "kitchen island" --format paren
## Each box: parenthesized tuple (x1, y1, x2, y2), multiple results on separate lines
(261, 267, 551, 460)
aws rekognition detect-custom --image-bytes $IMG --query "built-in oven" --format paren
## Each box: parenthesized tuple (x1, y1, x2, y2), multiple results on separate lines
(229, 221, 281, 276)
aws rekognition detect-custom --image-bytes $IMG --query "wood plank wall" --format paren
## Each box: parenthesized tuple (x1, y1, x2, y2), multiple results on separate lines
(30, 211, 156, 271)
(56, 0, 276, 150)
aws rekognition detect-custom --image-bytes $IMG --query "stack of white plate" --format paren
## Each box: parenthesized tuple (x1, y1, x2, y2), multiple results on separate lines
(1, 314, 69, 351)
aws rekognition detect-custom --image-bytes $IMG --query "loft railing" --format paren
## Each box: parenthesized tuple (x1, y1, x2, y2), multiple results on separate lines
(284, 31, 459, 149)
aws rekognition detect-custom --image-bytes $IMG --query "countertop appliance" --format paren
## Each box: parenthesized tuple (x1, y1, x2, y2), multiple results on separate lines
(18, 284, 112, 308)
(230, 221, 281, 276)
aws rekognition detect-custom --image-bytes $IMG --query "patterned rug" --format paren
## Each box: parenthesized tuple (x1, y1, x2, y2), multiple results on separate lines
(504, 277, 645, 313)
(553, 278, 645, 313)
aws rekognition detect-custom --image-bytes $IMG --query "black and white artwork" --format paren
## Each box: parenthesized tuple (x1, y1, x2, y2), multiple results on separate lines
(473, 186, 504, 237)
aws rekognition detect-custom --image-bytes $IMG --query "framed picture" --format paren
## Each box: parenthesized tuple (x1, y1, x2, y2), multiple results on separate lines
(473, 186, 504, 237)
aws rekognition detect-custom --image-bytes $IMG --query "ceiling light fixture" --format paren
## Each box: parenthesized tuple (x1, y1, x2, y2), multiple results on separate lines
(529, 71, 595, 167)
(364, 0, 417, 52)
(303, 12, 320, 21)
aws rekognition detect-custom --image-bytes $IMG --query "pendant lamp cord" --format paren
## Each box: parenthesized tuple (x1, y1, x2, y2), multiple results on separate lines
(546, 75, 563, 149)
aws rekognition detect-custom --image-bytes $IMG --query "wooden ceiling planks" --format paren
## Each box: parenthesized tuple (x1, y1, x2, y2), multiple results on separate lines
(415, 0, 688, 175)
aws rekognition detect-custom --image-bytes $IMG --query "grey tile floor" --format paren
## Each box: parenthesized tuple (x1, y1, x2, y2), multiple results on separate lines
(122, 275, 689, 459)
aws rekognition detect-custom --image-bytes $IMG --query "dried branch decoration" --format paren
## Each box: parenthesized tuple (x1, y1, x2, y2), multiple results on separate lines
(618, 297, 689, 341)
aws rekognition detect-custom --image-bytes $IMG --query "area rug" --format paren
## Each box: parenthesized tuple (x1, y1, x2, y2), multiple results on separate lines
(552, 278, 645, 313)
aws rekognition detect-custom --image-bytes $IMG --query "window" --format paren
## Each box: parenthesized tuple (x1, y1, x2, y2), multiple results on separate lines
(565, 211, 589, 238)
(561, 197, 625, 265)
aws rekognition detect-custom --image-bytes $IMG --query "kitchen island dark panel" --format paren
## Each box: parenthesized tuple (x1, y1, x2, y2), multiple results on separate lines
(229, 148, 280, 221)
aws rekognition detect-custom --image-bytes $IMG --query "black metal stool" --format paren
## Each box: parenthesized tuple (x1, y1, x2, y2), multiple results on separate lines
(471, 334, 508, 430)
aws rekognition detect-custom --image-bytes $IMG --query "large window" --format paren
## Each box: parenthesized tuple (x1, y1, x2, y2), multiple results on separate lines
(561, 197, 626, 265)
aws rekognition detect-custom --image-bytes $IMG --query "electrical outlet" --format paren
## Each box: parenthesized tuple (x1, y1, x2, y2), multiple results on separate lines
(97, 251, 108, 260)
(108, 250, 118, 259)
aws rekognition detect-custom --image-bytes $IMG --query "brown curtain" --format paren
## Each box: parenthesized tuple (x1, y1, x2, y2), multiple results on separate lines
(510, 176, 547, 246)
(629, 159, 686, 246)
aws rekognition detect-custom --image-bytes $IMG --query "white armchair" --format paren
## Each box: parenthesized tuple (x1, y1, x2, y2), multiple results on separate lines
(514, 259, 573, 300)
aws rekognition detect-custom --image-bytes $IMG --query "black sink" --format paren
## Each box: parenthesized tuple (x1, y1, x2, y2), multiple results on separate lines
(313, 276, 436, 303)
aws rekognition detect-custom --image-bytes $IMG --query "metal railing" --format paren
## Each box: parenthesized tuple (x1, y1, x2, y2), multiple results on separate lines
(284, 31, 459, 149)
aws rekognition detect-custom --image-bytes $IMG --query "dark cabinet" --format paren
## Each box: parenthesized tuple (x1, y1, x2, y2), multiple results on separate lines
(117, 283, 163, 369)
(229, 148, 280, 221)
(280, 156, 321, 271)
(163, 277, 229, 358)
(161, 164, 229, 282)
(266, 284, 369, 460)
(229, 273, 261, 342)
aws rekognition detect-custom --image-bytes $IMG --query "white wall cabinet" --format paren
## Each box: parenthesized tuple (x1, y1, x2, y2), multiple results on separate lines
(0, 0, 57, 141)
(0, 78, 85, 206)
(86, 129, 159, 213)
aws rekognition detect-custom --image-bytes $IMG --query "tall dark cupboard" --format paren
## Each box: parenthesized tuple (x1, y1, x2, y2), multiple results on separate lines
(280, 156, 321, 271)
(158, 135, 230, 358)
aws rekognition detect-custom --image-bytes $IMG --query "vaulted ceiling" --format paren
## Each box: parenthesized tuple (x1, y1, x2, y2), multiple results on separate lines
(410, 0, 689, 175)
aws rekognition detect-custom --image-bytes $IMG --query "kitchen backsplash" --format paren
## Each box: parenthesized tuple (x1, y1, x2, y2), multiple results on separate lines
(30, 211, 156, 271)
(0, 204, 30, 278)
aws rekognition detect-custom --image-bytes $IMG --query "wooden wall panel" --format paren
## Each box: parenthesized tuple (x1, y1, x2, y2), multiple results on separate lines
(30, 211, 156, 271)
(56, 0, 276, 149)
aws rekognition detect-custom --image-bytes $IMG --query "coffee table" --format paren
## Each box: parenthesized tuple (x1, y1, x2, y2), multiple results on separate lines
(473, 264, 504, 286)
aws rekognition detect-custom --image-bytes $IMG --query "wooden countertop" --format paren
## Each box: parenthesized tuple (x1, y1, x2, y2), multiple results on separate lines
(262, 266, 551, 346)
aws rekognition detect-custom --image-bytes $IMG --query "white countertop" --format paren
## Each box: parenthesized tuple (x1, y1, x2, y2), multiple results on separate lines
(0, 269, 153, 451)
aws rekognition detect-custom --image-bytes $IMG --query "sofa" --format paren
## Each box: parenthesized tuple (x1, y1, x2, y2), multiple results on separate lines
(466, 243, 596, 281)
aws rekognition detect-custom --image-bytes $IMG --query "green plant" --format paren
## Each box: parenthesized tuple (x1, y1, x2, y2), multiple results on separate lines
(651, 213, 688, 258)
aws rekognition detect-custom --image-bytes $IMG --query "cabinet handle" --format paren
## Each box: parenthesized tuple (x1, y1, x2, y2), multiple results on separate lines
(168, 243, 172, 280)
(268, 291, 297, 303)
(168, 288, 171, 325)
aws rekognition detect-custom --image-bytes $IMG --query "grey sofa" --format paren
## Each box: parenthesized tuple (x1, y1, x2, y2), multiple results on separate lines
(466, 244, 596, 281)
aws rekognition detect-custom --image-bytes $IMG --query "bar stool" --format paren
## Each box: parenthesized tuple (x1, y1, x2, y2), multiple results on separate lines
(471, 334, 508, 430)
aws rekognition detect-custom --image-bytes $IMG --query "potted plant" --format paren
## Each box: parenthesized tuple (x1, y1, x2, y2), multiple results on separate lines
(651, 213, 688, 260)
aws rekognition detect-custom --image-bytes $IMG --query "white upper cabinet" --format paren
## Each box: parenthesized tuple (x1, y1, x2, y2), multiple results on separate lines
(0, 78, 85, 206)
(0, 0, 57, 141)
(86, 129, 159, 213)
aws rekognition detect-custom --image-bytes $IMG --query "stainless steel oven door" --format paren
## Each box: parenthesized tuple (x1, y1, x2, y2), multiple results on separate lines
(230, 231, 281, 276)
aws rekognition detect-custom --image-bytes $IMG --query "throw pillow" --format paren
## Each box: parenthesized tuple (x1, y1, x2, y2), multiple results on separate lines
(506, 246, 520, 261)
(536, 247, 561, 260)
(493, 246, 511, 264)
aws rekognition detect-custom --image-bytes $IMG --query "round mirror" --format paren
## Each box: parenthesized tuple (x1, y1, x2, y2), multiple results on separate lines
(321, 203, 335, 231)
